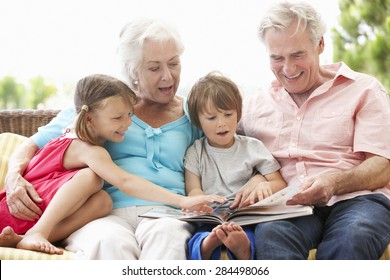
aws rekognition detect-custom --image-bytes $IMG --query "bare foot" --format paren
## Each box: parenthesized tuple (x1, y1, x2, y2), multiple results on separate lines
(200, 225, 224, 259)
(16, 231, 63, 255)
(0, 226, 23, 248)
(215, 222, 251, 259)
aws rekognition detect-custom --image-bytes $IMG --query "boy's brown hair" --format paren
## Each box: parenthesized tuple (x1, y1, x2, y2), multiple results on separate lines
(187, 71, 242, 130)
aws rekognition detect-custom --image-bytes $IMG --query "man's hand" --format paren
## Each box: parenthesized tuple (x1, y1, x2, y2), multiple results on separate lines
(286, 174, 337, 206)
(288, 156, 390, 206)
(5, 174, 42, 221)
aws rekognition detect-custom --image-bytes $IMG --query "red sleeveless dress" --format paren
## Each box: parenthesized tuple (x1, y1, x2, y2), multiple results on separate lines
(0, 134, 80, 234)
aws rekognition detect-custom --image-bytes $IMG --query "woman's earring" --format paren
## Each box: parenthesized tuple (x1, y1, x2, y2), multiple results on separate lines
(133, 80, 139, 86)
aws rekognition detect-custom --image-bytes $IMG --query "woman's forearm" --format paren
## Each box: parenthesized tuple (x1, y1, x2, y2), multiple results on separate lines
(5, 138, 38, 190)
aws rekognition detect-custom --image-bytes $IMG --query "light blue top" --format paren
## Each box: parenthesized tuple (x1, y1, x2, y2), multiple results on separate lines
(31, 99, 202, 209)
(32, 107, 76, 148)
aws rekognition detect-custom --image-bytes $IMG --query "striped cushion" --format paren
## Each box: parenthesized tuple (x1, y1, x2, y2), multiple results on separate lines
(0, 247, 75, 260)
(0, 133, 27, 190)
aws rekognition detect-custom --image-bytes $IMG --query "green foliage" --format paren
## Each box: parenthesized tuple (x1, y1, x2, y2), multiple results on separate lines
(0, 76, 25, 109)
(0, 76, 57, 109)
(332, 0, 390, 93)
(28, 76, 57, 108)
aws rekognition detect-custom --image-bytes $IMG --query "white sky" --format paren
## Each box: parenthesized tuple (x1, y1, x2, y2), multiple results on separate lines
(0, 0, 340, 108)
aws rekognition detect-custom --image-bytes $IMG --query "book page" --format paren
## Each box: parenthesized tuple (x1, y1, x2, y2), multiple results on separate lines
(250, 184, 301, 207)
(139, 185, 312, 226)
(208, 185, 301, 211)
(139, 207, 228, 224)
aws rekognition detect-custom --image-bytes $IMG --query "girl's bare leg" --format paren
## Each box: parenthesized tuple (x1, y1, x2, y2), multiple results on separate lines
(48, 190, 112, 242)
(16, 190, 112, 254)
(16, 168, 112, 254)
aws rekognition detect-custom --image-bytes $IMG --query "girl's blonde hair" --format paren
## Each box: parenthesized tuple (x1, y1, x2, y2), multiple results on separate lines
(187, 71, 242, 130)
(74, 74, 136, 146)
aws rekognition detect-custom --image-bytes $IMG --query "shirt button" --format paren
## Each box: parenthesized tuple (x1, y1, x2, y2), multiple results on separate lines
(296, 116, 301, 121)
(299, 175, 305, 179)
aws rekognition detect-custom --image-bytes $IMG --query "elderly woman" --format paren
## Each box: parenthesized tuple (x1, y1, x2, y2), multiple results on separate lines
(3, 19, 216, 259)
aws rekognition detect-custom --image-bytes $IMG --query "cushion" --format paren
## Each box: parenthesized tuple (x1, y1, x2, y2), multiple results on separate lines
(0, 133, 27, 190)
(0, 247, 75, 260)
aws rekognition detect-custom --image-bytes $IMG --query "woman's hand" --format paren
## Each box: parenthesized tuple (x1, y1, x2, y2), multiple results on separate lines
(5, 173, 42, 221)
(4, 138, 42, 220)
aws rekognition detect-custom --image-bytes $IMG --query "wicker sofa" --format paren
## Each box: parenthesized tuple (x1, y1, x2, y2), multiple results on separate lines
(0, 109, 389, 260)
(0, 109, 61, 137)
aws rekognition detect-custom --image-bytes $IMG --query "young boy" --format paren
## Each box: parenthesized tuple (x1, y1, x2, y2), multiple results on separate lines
(185, 72, 287, 259)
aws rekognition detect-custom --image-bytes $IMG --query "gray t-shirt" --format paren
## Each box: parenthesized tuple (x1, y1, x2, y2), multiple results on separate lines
(184, 134, 281, 198)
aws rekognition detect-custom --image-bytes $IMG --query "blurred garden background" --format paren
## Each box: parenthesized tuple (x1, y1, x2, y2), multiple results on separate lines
(1, 0, 389, 109)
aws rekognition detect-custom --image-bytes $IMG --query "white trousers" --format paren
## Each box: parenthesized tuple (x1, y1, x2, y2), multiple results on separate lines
(64, 206, 195, 260)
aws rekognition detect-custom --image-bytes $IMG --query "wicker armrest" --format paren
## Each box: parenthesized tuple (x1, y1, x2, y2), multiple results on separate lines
(0, 109, 61, 137)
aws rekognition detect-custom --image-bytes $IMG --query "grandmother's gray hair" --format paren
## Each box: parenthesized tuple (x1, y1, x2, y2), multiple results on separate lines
(117, 18, 184, 90)
(258, 1, 326, 45)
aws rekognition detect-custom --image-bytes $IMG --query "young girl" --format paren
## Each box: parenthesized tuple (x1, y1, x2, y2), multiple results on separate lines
(185, 72, 287, 260)
(0, 74, 223, 254)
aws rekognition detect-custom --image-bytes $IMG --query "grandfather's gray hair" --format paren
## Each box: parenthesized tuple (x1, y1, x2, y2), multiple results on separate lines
(258, 1, 326, 45)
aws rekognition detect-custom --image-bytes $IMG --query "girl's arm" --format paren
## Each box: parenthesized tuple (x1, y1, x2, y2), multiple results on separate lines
(69, 142, 223, 211)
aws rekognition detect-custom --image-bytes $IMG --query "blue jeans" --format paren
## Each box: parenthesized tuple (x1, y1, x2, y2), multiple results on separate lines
(254, 194, 390, 259)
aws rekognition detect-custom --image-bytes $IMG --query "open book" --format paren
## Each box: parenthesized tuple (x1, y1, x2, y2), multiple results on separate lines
(139, 186, 313, 226)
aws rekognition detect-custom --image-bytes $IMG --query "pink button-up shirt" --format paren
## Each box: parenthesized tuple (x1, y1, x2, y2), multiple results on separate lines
(238, 62, 390, 205)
